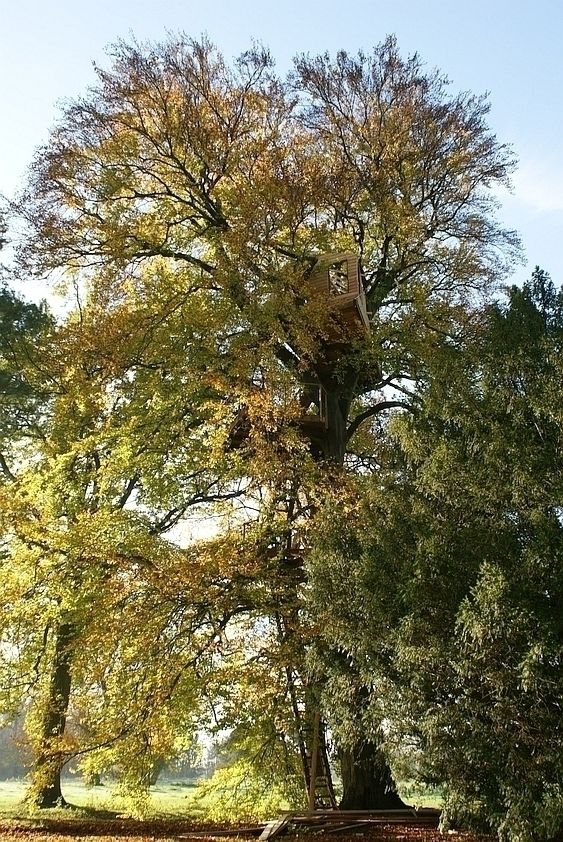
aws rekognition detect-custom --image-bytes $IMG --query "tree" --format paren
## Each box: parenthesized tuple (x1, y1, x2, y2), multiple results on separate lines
(0, 721, 28, 780)
(0, 285, 52, 476)
(12, 35, 518, 807)
(0, 282, 247, 807)
(309, 269, 563, 839)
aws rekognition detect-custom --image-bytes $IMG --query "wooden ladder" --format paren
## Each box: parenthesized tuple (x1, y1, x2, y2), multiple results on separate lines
(308, 710, 337, 810)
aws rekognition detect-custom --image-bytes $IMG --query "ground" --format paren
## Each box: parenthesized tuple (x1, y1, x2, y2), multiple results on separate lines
(0, 780, 481, 842)
(0, 818, 494, 842)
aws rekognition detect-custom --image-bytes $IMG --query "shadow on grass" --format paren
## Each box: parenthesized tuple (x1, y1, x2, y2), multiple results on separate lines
(2, 812, 240, 838)
(1, 795, 236, 839)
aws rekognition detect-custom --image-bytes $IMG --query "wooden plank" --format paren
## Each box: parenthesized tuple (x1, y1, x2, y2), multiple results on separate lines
(323, 822, 374, 835)
(291, 808, 440, 818)
(177, 830, 265, 839)
(258, 816, 290, 841)
(287, 809, 440, 827)
(254, 808, 440, 840)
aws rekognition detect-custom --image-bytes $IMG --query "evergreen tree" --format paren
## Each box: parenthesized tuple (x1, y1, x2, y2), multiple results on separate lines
(309, 270, 563, 840)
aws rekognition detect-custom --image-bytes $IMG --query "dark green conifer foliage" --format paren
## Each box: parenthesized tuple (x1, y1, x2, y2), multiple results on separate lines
(310, 269, 563, 842)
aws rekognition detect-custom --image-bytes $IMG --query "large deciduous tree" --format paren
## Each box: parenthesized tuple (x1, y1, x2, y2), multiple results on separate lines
(12, 35, 518, 807)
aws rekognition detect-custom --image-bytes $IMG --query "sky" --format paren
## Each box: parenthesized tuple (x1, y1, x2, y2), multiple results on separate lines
(1, 0, 562, 294)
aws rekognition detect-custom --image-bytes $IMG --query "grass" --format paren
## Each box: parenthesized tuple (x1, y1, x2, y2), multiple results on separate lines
(0, 778, 204, 820)
(399, 782, 443, 810)
(0, 778, 443, 822)
(0, 781, 26, 818)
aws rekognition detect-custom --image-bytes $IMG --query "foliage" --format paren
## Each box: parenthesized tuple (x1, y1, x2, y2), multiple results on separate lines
(192, 758, 297, 822)
(2, 31, 526, 820)
(0, 286, 52, 478)
(309, 269, 563, 841)
(0, 284, 241, 803)
(0, 722, 28, 780)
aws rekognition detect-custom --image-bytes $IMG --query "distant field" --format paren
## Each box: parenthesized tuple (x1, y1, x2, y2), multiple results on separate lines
(399, 783, 442, 810)
(0, 779, 203, 818)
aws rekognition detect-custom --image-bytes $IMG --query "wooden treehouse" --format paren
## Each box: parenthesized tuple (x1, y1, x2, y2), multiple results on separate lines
(227, 252, 369, 451)
(298, 382, 328, 433)
(308, 252, 370, 337)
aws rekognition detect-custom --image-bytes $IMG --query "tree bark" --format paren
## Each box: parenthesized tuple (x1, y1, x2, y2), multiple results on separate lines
(31, 621, 75, 808)
(148, 757, 166, 786)
(311, 372, 404, 810)
(321, 389, 349, 463)
(339, 742, 406, 809)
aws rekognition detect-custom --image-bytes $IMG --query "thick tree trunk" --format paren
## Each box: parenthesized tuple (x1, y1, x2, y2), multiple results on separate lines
(148, 757, 166, 786)
(311, 374, 404, 810)
(339, 742, 406, 809)
(31, 621, 75, 808)
(33, 756, 66, 808)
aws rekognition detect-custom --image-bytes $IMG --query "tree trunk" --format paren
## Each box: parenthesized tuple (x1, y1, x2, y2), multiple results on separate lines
(311, 373, 404, 809)
(322, 390, 348, 463)
(148, 757, 166, 786)
(339, 742, 406, 809)
(30, 621, 75, 808)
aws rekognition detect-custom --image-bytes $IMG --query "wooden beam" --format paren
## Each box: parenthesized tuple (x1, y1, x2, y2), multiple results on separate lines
(308, 710, 321, 811)
(258, 816, 291, 841)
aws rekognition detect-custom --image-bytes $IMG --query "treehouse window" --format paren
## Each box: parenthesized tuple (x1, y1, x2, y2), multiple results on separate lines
(300, 383, 327, 425)
(328, 260, 349, 296)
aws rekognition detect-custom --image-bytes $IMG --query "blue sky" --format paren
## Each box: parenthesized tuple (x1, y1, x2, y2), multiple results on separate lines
(2, 0, 562, 288)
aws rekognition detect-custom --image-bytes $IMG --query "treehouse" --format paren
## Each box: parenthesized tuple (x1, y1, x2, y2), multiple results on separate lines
(308, 252, 370, 336)
(225, 383, 328, 453)
(298, 382, 328, 431)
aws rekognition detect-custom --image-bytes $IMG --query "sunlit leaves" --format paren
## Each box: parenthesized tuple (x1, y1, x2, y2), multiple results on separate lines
(3, 32, 530, 815)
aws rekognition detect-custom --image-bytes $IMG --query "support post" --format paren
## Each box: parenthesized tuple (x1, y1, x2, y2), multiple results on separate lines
(308, 709, 320, 811)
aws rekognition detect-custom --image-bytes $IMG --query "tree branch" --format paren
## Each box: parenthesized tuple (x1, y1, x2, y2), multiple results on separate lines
(116, 473, 140, 510)
(346, 400, 412, 441)
(0, 451, 16, 482)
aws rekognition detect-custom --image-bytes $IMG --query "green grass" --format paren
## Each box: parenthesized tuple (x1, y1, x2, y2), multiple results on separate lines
(0, 779, 203, 820)
(0, 778, 443, 822)
(0, 781, 26, 817)
(399, 781, 443, 809)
